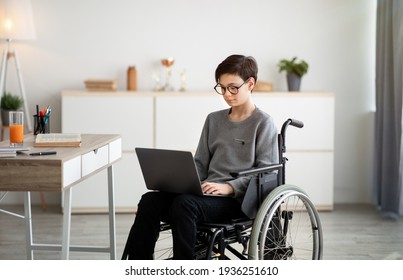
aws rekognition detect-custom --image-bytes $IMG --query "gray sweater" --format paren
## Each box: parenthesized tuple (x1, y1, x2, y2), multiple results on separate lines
(194, 107, 279, 200)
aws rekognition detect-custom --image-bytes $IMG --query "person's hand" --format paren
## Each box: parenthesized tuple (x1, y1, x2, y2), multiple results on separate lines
(201, 182, 234, 196)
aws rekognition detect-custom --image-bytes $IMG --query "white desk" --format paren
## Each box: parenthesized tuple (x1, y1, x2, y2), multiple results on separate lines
(0, 134, 122, 259)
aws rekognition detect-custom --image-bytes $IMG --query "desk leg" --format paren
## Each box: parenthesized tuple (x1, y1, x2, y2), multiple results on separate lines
(107, 165, 116, 260)
(62, 188, 72, 260)
(23, 192, 34, 260)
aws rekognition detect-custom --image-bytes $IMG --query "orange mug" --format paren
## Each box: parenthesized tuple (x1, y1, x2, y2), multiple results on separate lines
(9, 111, 24, 147)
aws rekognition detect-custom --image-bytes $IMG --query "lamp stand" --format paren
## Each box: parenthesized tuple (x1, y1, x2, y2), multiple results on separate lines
(0, 41, 32, 132)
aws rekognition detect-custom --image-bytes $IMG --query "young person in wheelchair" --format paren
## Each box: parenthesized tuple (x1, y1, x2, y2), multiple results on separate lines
(124, 54, 279, 259)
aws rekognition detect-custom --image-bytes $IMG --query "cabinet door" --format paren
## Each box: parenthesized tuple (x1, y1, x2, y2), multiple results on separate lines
(155, 95, 227, 150)
(253, 94, 334, 209)
(253, 94, 334, 150)
(62, 95, 154, 151)
(61, 94, 153, 212)
(286, 151, 334, 210)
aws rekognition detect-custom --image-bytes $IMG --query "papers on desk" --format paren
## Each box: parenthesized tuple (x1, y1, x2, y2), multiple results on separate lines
(34, 133, 82, 147)
(0, 147, 31, 158)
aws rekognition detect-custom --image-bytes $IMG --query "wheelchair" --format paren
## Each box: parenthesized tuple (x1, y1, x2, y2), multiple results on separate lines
(122, 118, 323, 260)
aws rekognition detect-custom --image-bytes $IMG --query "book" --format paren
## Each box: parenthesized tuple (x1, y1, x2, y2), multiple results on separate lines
(0, 147, 31, 152)
(34, 133, 82, 147)
(0, 151, 16, 158)
(0, 147, 31, 157)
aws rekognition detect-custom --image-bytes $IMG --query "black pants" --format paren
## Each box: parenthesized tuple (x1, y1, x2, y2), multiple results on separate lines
(125, 191, 245, 259)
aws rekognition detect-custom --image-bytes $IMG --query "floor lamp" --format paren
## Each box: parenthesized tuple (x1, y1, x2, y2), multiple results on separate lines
(0, 39, 32, 131)
(0, 0, 46, 210)
(0, 0, 36, 132)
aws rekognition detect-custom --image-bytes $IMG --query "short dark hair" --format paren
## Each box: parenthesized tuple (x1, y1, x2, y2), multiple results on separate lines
(215, 54, 258, 83)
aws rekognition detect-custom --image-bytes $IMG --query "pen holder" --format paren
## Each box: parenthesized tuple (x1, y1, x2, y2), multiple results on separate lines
(33, 114, 50, 135)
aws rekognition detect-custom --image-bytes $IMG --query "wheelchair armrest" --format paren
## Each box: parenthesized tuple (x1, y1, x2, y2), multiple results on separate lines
(230, 163, 283, 178)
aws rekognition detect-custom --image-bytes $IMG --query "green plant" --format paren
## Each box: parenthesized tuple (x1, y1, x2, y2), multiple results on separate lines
(277, 57, 309, 77)
(0, 92, 23, 110)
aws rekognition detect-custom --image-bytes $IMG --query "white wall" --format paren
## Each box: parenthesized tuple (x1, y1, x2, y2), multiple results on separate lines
(1, 0, 376, 205)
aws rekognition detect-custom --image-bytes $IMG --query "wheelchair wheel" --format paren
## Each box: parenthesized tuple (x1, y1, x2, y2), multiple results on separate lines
(154, 225, 226, 260)
(248, 184, 323, 260)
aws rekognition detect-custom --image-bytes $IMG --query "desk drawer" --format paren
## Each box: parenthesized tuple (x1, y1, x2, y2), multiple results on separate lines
(109, 138, 122, 163)
(63, 156, 82, 187)
(82, 144, 109, 177)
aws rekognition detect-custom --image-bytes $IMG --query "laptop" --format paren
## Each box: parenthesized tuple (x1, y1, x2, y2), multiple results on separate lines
(136, 147, 206, 196)
(135, 147, 277, 217)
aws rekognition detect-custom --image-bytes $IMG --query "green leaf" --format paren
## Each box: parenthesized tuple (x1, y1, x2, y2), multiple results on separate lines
(277, 57, 309, 77)
(1, 92, 23, 110)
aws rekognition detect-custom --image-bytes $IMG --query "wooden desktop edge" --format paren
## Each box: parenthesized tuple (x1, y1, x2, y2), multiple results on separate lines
(0, 134, 122, 192)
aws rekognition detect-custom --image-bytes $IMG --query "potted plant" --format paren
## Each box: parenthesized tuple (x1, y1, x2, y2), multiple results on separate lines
(1, 92, 23, 126)
(277, 57, 309, 91)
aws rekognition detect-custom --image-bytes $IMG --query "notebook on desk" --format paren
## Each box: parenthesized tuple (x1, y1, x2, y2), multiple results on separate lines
(136, 147, 223, 196)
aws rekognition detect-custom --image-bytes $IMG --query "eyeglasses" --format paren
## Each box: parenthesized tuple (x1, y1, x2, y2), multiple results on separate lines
(214, 78, 251, 95)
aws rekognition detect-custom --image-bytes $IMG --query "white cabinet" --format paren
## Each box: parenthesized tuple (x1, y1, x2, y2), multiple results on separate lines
(62, 93, 154, 150)
(62, 92, 153, 212)
(253, 93, 335, 209)
(155, 94, 227, 150)
(62, 91, 334, 212)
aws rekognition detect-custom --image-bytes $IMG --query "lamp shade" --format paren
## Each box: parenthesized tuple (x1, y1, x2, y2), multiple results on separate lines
(0, 0, 36, 40)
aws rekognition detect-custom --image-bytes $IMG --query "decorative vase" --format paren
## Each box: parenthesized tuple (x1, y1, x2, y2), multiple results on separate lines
(1, 109, 10, 126)
(286, 73, 301, 91)
(127, 66, 137, 91)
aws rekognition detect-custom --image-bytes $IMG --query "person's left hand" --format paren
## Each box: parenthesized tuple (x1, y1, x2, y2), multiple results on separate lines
(201, 182, 234, 196)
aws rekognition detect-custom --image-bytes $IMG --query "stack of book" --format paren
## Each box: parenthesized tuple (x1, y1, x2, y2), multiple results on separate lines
(0, 149, 16, 158)
(0, 147, 31, 158)
(84, 80, 117, 91)
(254, 81, 274, 92)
